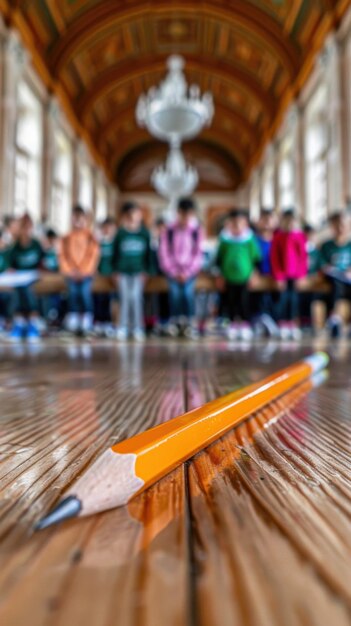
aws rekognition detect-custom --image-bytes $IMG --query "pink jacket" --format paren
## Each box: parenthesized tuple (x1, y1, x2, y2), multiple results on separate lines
(270, 230, 307, 280)
(159, 222, 204, 280)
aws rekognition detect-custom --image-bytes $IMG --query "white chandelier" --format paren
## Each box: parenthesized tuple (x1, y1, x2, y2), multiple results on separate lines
(136, 55, 214, 147)
(151, 146, 199, 199)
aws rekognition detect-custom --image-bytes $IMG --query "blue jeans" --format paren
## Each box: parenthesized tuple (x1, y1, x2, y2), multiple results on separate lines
(14, 286, 38, 315)
(66, 278, 94, 314)
(0, 292, 14, 319)
(168, 278, 196, 319)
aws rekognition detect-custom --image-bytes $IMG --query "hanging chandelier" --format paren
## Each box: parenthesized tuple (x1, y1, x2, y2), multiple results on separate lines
(136, 55, 214, 146)
(151, 146, 199, 199)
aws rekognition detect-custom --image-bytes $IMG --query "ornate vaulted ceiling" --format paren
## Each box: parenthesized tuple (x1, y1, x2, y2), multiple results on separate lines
(0, 0, 349, 191)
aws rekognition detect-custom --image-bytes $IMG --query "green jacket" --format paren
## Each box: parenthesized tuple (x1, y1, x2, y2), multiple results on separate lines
(0, 248, 9, 273)
(320, 239, 351, 272)
(307, 245, 321, 275)
(98, 239, 114, 276)
(216, 232, 261, 284)
(112, 227, 151, 275)
(9, 239, 44, 270)
(42, 248, 59, 272)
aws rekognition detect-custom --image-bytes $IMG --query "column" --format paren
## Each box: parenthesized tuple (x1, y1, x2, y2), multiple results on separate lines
(72, 139, 81, 206)
(325, 34, 344, 211)
(0, 28, 28, 217)
(108, 184, 119, 219)
(289, 103, 305, 217)
(41, 97, 59, 222)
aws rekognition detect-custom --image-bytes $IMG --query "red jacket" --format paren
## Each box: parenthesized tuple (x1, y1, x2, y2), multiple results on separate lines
(270, 230, 307, 280)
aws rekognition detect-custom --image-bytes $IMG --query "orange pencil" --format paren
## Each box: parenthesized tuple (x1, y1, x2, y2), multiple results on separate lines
(35, 352, 328, 529)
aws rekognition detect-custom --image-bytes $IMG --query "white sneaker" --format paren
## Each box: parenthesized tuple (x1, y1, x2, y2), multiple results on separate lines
(227, 323, 239, 341)
(290, 324, 302, 341)
(116, 327, 128, 341)
(65, 313, 80, 334)
(260, 314, 279, 338)
(239, 323, 253, 341)
(279, 322, 290, 341)
(166, 322, 179, 337)
(81, 313, 94, 335)
(184, 325, 199, 340)
(132, 329, 146, 342)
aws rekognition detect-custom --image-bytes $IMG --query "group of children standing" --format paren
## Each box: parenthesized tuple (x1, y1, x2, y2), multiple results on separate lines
(0, 198, 350, 342)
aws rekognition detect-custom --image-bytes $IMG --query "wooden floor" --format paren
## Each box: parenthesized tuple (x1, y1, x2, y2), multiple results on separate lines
(0, 339, 350, 626)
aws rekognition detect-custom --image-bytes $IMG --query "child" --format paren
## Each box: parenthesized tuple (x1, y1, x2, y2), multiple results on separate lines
(0, 229, 12, 333)
(159, 197, 203, 339)
(59, 205, 100, 336)
(320, 211, 351, 337)
(8, 213, 44, 342)
(270, 209, 307, 340)
(95, 217, 117, 336)
(41, 228, 61, 326)
(42, 228, 60, 272)
(112, 201, 151, 341)
(254, 209, 279, 337)
(216, 208, 261, 341)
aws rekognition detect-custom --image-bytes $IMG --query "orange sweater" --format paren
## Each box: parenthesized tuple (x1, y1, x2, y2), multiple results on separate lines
(59, 229, 100, 277)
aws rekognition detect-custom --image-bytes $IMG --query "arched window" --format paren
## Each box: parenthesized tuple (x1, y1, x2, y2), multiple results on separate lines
(96, 182, 108, 222)
(304, 84, 328, 226)
(14, 81, 43, 221)
(278, 135, 295, 210)
(79, 162, 93, 210)
(249, 174, 260, 221)
(51, 129, 73, 234)
(261, 161, 275, 209)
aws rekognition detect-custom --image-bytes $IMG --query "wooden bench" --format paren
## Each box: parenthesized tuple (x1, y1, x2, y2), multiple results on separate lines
(29, 272, 332, 295)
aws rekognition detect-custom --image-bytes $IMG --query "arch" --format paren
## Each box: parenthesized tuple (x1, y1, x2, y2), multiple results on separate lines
(97, 101, 257, 156)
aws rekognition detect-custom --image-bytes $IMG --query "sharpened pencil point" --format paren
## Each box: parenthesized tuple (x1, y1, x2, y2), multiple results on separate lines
(35, 496, 82, 531)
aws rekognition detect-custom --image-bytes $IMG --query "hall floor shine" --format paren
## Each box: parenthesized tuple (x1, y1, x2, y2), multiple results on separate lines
(0, 339, 350, 626)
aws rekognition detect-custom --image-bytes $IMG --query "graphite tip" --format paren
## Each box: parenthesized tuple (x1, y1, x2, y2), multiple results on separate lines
(34, 495, 82, 531)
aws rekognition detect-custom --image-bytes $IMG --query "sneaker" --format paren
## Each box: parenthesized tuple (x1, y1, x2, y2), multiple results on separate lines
(26, 322, 41, 344)
(279, 322, 290, 341)
(227, 323, 239, 341)
(328, 316, 342, 339)
(260, 314, 279, 338)
(8, 321, 26, 342)
(132, 328, 146, 342)
(184, 325, 200, 340)
(116, 327, 128, 341)
(239, 322, 253, 341)
(166, 322, 179, 338)
(65, 313, 80, 334)
(81, 313, 94, 335)
(289, 323, 302, 341)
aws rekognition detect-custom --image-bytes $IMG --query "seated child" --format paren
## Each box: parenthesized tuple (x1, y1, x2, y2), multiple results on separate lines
(0, 229, 12, 333)
(159, 197, 203, 339)
(320, 211, 351, 337)
(112, 201, 151, 341)
(270, 210, 307, 340)
(59, 206, 100, 336)
(95, 217, 117, 336)
(8, 213, 44, 342)
(41, 228, 61, 325)
(216, 208, 261, 341)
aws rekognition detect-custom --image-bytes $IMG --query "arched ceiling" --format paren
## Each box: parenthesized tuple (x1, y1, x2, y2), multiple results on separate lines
(1, 0, 348, 191)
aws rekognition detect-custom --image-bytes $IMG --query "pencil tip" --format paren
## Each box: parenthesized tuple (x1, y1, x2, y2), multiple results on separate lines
(34, 496, 82, 531)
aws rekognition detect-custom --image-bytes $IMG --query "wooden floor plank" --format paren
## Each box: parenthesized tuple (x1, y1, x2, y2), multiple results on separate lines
(0, 345, 191, 626)
(185, 354, 351, 626)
